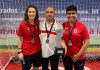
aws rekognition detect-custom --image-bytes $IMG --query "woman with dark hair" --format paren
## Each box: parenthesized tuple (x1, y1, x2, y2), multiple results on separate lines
(17, 5, 42, 70)
(61, 5, 90, 70)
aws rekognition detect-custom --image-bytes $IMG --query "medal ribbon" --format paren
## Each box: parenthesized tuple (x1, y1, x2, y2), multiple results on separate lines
(68, 21, 76, 40)
(45, 20, 55, 39)
(28, 24, 35, 39)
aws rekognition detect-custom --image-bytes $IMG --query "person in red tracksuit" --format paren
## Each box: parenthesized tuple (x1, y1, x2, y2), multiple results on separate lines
(61, 5, 90, 70)
(17, 5, 42, 70)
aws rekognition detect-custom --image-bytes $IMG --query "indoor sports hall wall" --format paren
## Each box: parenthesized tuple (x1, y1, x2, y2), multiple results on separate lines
(0, 0, 100, 70)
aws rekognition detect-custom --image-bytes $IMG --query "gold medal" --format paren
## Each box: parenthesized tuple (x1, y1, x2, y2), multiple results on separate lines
(68, 40, 72, 46)
(31, 39, 35, 44)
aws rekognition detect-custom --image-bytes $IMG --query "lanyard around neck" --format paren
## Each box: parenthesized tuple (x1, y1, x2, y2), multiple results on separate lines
(68, 21, 76, 40)
(45, 20, 55, 39)
(28, 24, 35, 38)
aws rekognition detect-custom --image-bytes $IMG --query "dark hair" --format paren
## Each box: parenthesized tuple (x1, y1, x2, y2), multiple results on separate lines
(66, 5, 77, 14)
(24, 5, 39, 31)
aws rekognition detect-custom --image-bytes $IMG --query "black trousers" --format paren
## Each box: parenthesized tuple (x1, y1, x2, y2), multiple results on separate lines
(63, 56, 85, 70)
(42, 54, 59, 70)
(22, 50, 42, 70)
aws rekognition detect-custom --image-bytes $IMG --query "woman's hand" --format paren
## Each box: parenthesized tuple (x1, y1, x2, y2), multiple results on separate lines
(64, 47, 67, 55)
(72, 54, 80, 62)
(18, 53, 24, 61)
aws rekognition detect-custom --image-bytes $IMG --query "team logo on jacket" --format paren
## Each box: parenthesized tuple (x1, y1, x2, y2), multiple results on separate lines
(74, 29, 77, 33)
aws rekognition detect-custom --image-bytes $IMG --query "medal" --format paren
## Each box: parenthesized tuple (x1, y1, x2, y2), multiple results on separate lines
(31, 38, 35, 44)
(68, 40, 72, 46)
(28, 24, 35, 44)
(67, 22, 76, 47)
(45, 21, 55, 44)
(46, 38, 49, 44)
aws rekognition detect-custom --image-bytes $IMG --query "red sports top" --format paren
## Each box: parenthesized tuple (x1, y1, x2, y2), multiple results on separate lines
(17, 21, 41, 55)
(62, 20, 90, 60)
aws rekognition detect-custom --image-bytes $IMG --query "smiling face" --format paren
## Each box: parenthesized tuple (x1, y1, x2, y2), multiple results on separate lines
(45, 7, 56, 21)
(66, 10, 77, 23)
(28, 7, 36, 21)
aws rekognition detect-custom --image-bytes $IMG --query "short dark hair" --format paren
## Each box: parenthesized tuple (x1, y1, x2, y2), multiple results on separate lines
(24, 4, 39, 23)
(66, 5, 77, 13)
